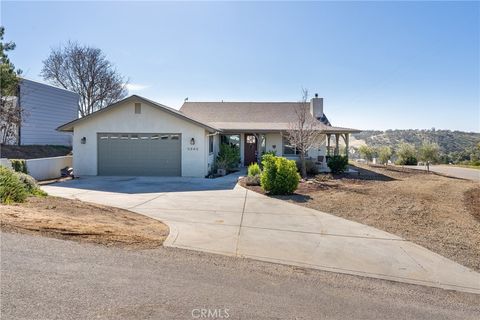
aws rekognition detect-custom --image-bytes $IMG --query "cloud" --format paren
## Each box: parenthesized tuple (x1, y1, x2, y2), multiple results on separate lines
(125, 83, 149, 92)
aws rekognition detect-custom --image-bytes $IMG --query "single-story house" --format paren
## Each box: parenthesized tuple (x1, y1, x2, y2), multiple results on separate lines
(10, 79, 79, 146)
(58, 94, 360, 177)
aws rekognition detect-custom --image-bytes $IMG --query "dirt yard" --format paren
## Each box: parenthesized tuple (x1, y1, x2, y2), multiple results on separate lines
(0, 196, 169, 249)
(241, 165, 480, 272)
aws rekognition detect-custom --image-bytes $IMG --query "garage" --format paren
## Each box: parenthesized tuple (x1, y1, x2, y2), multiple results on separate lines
(97, 133, 181, 176)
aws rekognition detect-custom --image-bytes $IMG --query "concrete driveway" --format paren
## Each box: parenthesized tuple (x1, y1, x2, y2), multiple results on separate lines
(42, 173, 480, 294)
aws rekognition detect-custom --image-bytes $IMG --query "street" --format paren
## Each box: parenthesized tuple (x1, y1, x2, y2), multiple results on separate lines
(408, 165, 480, 181)
(1, 232, 479, 320)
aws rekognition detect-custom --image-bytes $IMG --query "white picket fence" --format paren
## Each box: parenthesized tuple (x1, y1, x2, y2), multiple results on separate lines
(0, 156, 72, 181)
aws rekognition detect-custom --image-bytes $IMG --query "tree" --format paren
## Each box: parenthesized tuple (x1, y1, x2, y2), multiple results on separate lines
(0, 26, 22, 144)
(285, 89, 322, 178)
(358, 145, 376, 162)
(377, 146, 392, 165)
(396, 143, 417, 165)
(418, 142, 439, 172)
(41, 41, 128, 117)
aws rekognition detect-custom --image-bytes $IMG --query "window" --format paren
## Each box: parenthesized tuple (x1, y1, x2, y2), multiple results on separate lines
(151, 135, 159, 140)
(282, 136, 300, 155)
(161, 135, 169, 140)
(209, 135, 214, 154)
(246, 135, 256, 144)
(130, 134, 139, 140)
(170, 134, 180, 140)
(220, 134, 240, 148)
(134, 103, 141, 114)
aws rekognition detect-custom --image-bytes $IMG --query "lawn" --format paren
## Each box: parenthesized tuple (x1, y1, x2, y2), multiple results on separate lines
(241, 164, 480, 272)
(0, 196, 169, 249)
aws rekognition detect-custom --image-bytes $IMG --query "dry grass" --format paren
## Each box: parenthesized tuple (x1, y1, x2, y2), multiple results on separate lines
(241, 165, 480, 272)
(0, 196, 169, 249)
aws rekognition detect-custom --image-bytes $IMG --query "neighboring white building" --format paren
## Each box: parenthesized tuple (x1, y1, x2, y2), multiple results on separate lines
(18, 79, 79, 146)
(58, 95, 360, 177)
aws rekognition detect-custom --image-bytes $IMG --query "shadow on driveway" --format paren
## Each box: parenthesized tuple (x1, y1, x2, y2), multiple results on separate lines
(47, 171, 244, 194)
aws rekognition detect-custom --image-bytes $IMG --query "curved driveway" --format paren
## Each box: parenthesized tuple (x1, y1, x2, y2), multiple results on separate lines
(42, 173, 480, 294)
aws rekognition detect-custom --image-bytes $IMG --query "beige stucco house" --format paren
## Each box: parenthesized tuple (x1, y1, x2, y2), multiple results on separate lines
(58, 94, 359, 177)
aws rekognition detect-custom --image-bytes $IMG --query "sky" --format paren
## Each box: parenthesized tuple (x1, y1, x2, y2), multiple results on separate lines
(2, 1, 479, 131)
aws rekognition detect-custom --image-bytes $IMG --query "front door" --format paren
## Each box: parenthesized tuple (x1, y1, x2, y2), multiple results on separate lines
(244, 134, 257, 166)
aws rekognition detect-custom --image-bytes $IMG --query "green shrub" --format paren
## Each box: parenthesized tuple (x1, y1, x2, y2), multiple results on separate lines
(295, 159, 318, 175)
(262, 150, 277, 158)
(396, 156, 418, 165)
(327, 155, 348, 174)
(245, 174, 261, 186)
(0, 167, 28, 204)
(16, 172, 47, 196)
(248, 163, 261, 176)
(217, 144, 240, 171)
(395, 143, 418, 165)
(11, 159, 28, 174)
(260, 155, 300, 195)
(15, 172, 38, 192)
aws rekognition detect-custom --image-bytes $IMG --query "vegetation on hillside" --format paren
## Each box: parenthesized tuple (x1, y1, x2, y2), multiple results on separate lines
(352, 129, 480, 165)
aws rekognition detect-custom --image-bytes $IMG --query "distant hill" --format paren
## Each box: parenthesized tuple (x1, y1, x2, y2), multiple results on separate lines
(351, 129, 480, 164)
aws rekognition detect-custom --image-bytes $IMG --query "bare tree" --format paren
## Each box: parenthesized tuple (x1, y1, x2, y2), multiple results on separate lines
(285, 89, 322, 178)
(41, 41, 128, 117)
(0, 97, 22, 144)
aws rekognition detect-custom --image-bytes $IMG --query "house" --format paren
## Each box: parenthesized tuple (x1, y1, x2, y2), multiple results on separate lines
(14, 79, 79, 146)
(57, 94, 360, 177)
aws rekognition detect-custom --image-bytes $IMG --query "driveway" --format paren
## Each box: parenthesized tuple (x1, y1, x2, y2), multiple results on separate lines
(407, 165, 480, 181)
(42, 173, 480, 294)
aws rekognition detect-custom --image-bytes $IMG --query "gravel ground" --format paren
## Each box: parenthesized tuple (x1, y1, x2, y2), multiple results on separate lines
(242, 164, 480, 272)
(1, 232, 479, 320)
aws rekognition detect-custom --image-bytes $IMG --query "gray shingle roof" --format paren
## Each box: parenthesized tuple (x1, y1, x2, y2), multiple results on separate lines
(180, 101, 360, 133)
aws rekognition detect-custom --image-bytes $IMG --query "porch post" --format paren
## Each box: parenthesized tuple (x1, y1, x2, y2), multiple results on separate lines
(327, 134, 331, 156)
(254, 133, 264, 164)
(344, 133, 349, 158)
(335, 134, 340, 156)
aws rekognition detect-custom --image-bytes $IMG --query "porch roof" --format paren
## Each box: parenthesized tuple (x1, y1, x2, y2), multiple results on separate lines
(211, 122, 360, 133)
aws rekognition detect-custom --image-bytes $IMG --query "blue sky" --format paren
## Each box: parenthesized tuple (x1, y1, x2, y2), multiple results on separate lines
(2, 1, 479, 131)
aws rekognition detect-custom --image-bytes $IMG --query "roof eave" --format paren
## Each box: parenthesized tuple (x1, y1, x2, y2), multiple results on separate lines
(55, 95, 221, 133)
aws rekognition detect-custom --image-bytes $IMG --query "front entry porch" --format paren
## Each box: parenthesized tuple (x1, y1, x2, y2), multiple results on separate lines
(219, 131, 353, 172)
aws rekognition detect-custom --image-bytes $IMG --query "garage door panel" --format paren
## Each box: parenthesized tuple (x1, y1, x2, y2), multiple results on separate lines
(97, 133, 181, 176)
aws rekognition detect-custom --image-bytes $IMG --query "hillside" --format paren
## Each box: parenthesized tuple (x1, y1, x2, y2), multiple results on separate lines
(351, 129, 480, 164)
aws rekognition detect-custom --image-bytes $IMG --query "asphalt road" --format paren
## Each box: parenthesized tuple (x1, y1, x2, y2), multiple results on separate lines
(1, 232, 479, 320)
(407, 165, 480, 181)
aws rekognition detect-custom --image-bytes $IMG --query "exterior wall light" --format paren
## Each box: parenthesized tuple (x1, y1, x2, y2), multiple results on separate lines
(81, 137, 87, 144)
(190, 138, 195, 145)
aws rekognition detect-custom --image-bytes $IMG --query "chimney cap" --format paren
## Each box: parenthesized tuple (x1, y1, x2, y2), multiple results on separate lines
(315, 93, 319, 98)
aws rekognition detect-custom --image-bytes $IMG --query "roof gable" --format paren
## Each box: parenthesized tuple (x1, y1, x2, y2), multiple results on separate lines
(57, 95, 219, 132)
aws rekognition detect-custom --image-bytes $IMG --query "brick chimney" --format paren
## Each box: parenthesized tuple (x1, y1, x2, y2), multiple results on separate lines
(310, 93, 323, 120)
